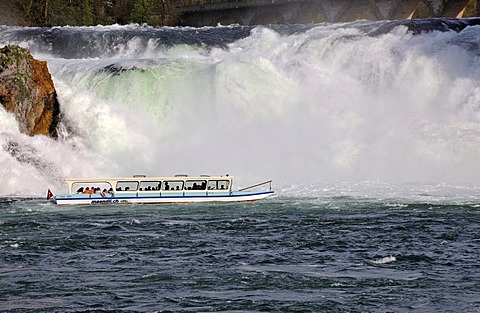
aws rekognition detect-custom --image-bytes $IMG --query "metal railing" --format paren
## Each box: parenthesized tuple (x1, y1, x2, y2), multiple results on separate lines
(238, 180, 273, 192)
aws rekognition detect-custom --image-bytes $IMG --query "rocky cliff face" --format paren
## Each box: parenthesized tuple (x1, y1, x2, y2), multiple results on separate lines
(0, 45, 60, 137)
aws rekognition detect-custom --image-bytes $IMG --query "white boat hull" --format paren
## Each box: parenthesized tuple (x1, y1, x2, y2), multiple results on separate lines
(54, 190, 274, 205)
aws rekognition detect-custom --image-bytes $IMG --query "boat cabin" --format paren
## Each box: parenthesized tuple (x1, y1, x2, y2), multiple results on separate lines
(65, 175, 233, 195)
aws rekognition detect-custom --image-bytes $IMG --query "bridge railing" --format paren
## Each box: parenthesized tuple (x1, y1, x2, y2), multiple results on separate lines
(178, 0, 308, 12)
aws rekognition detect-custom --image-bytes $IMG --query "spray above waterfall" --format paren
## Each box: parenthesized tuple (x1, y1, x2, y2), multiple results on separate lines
(1, 20, 480, 196)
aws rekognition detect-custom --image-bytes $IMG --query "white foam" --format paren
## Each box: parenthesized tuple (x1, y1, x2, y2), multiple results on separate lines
(373, 255, 396, 264)
(2, 23, 480, 196)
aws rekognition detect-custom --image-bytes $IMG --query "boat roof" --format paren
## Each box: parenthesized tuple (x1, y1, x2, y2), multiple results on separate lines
(64, 175, 233, 184)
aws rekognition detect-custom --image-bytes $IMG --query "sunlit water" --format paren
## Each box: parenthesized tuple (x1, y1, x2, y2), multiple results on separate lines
(1, 19, 480, 311)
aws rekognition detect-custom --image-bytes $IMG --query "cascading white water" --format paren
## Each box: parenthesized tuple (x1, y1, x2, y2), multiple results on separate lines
(1, 21, 480, 196)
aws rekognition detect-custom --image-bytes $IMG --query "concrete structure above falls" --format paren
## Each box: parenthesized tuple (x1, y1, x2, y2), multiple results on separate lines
(178, 0, 479, 26)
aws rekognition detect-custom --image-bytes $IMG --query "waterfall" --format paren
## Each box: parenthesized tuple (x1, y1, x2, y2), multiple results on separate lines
(1, 20, 480, 196)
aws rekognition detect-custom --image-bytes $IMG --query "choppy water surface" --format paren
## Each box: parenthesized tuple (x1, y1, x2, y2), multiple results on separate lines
(1, 196, 479, 312)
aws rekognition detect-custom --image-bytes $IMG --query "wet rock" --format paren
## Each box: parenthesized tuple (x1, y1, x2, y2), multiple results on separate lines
(0, 45, 60, 137)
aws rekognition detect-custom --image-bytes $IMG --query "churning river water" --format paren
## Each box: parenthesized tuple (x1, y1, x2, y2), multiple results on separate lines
(1, 194, 479, 312)
(1, 18, 480, 311)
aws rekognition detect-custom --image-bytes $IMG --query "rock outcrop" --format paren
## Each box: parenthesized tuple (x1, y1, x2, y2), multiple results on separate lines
(0, 45, 60, 137)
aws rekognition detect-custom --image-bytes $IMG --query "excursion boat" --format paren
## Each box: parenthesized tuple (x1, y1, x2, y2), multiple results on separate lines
(48, 175, 274, 205)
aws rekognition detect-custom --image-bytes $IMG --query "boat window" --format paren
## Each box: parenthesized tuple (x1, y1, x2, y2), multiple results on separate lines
(162, 180, 184, 191)
(116, 181, 138, 191)
(72, 182, 111, 194)
(139, 181, 161, 191)
(184, 180, 206, 190)
(207, 180, 230, 190)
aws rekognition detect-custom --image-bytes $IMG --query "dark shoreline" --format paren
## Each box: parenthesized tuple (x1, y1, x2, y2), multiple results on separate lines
(1, 0, 480, 28)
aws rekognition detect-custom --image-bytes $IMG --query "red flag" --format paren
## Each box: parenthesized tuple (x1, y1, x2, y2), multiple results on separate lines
(47, 189, 54, 200)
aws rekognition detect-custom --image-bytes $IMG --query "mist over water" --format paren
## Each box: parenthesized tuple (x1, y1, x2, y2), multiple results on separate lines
(1, 20, 480, 196)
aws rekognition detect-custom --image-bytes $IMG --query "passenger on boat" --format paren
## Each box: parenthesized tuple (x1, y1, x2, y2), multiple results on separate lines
(83, 187, 94, 194)
(165, 182, 170, 190)
(108, 188, 114, 194)
(77, 187, 84, 193)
